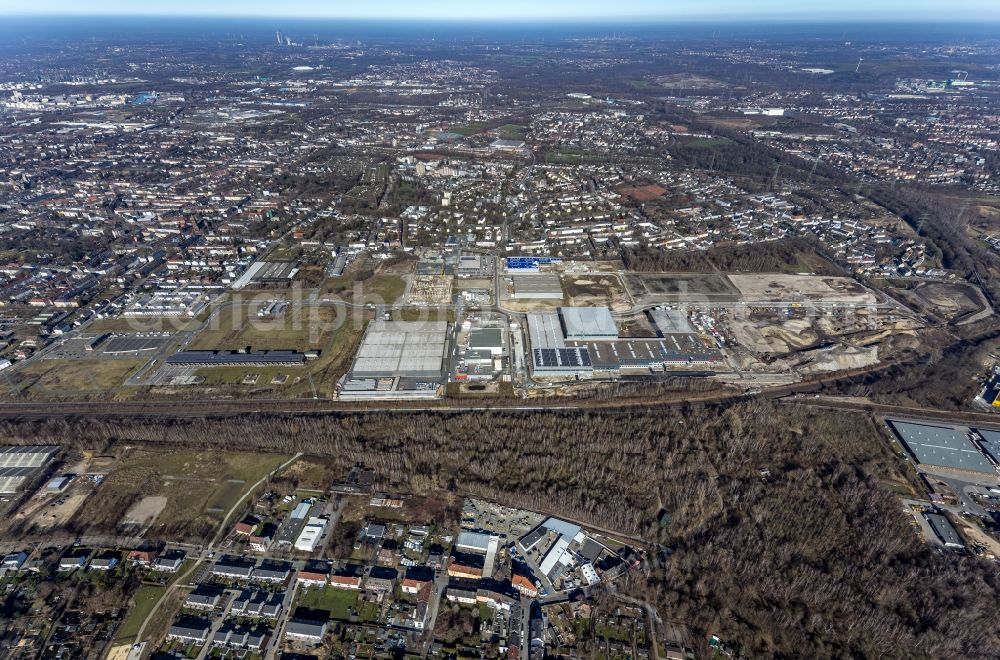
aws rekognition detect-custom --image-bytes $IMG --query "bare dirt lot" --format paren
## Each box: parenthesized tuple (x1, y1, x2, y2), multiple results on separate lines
(122, 495, 168, 530)
(892, 281, 988, 324)
(728, 274, 878, 305)
(561, 274, 630, 311)
(618, 184, 667, 202)
(9, 451, 108, 532)
(727, 312, 820, 354)
(623, 273, 740, 303)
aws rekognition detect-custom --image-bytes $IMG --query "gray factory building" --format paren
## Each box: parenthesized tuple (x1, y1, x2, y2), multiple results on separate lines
(924, 513, 965, 549)
(511, 273, 563, 300)
(559, 307, 619, 341)
(648, 308, 695, 335)
(350, 321, 449, 379)
(526, 312, 592, 378)
(887, 420, 996, 475)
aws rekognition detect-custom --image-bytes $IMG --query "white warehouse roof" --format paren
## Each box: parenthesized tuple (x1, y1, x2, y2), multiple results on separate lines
(560, 307, 618, 339)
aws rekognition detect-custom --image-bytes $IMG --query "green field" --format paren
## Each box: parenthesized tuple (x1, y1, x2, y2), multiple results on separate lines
(686, 136, 734, 149)
(114, 584, 165, 643)
(84, 315, 203, 334)
(298, 586, 360, 621)
(189, 303, 339, 352)
(495, 124, 527, 140)
(17, 358, 145, 395)
(320, 274, 405, 305)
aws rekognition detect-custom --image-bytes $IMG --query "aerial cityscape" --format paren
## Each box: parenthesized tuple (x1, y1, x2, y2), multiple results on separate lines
(0, 4, 999, 659)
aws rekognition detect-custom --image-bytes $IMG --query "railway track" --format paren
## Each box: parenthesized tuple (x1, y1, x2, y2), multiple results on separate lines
(0, 358, 906, 420)
(0, 335, 991, 421)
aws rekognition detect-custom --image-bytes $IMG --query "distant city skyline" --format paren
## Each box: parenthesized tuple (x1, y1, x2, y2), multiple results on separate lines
(1, 0, 997, 20)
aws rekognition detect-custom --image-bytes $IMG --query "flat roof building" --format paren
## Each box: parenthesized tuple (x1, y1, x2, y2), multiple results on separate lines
(887, 420, 996, 475)
(975, 428, 1000, 465)
(294, 517, 327, 553)
(469, 328, 503, 355)
(166, 349, 309, 367)
(560, 307, 618, 341)
(649, 309, 696, 335)
(924, 513, 965, 549)
(511, 273, 563, 299)
(527, 312, 565, 349)
(350, 320, 448, 379)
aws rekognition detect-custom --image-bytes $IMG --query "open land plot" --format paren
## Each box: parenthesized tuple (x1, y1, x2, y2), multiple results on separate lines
(392, 307, 455, 322)
(724, 306, 903, 355)
(320, 255, 411, 305)
(728, 274, 879, 305)
(892, 281, 988, 323)
(341, 492, 461, 527)
(10, 464, 108, 533)
(189, 303, 340, 352)
(321, 273, 407, 305)
(85, 313, 206, 334)
(618, 184, 667, 202)
(655, 73, 732, 89)
(280, 455, 343, 491)
(561, 273, 630, 311)
(114, 583, 166, 643)
(16, 358, 145, 396)
(66, 450, 290, 542)
(298, 586, 359, 621)
(623, 273, 741, 303)
(454, 278, 493, 291)
(121, 495, 168, 529)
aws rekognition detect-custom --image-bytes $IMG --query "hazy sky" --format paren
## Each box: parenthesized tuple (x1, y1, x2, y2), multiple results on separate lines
(1, 0, 997, 20)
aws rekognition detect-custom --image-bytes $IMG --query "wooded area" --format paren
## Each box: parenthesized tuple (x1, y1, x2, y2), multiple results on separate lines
(1, 402, 998, 658)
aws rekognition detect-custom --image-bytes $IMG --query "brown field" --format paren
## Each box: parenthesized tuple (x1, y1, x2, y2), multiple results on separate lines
(619, 184, 667, 202)
(64, 449, 290, 542)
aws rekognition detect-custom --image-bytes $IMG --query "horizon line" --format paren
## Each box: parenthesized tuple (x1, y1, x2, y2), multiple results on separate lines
(3, 12, 1000, 23)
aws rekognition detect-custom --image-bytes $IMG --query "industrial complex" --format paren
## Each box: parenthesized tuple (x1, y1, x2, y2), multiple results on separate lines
(0, 445, 59, 494)
(338, 320, 450, 399)
(887, 419, 998, 476)
(526, 306, 723, 379)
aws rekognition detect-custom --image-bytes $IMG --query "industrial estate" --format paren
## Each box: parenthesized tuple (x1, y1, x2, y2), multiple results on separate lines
(1, 8, 1000, 660)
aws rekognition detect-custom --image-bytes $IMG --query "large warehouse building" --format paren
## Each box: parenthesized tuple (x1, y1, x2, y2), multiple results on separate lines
(0, 445, 59, 494)
(560, 307, 619, 341)
(527, 312, 593, 378)
(974, 428, 1000, 465)
(526, 307, 721, 377)
(511, 273, 563, 300)
(350, 320, 449, 379)
(166, 349, 310, 367)
(887, 420, 996, 475)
